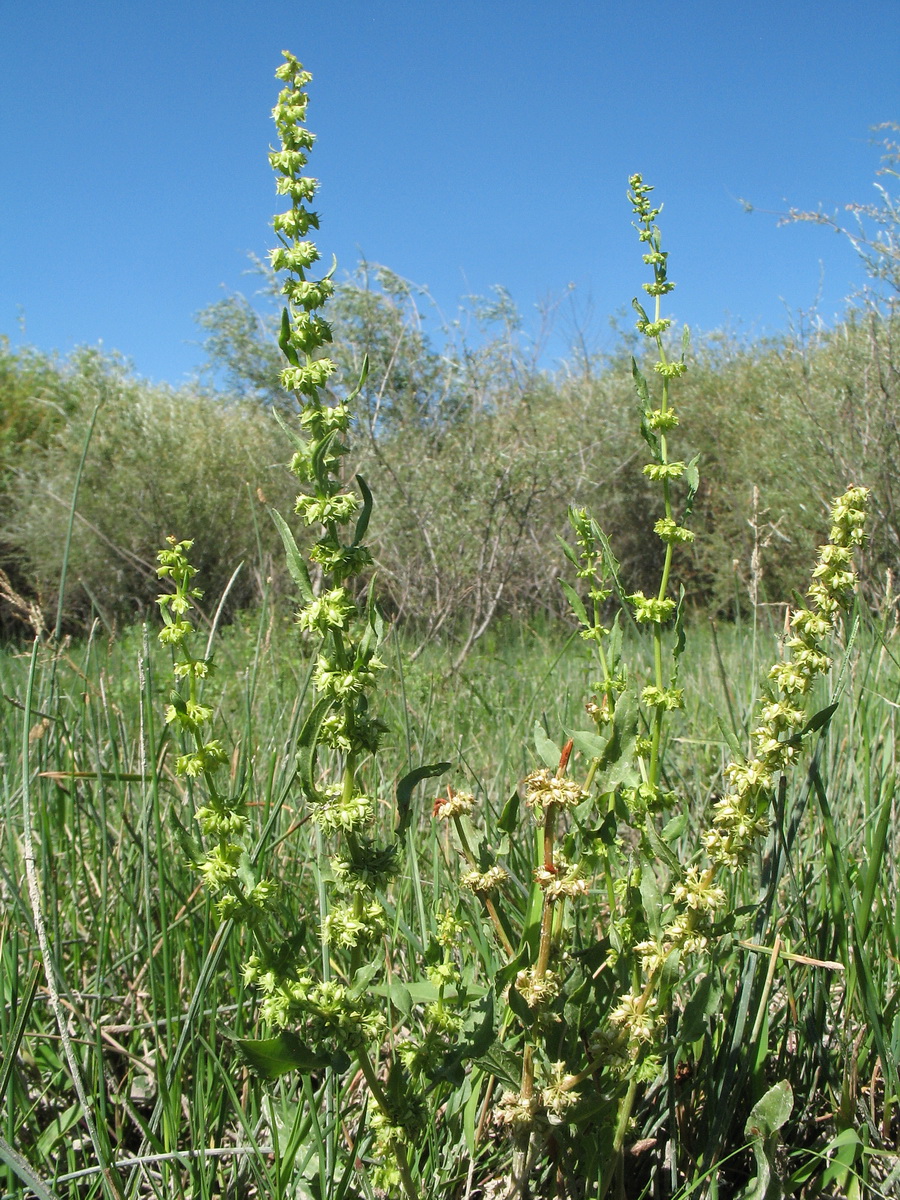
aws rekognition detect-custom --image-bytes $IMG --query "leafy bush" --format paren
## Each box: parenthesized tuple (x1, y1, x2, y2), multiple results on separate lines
(3, 351, 298, 629)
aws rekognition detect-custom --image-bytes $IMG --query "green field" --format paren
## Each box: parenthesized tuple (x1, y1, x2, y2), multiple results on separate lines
(2, 51, 900, 1200)
(1, 608, 899, 1198)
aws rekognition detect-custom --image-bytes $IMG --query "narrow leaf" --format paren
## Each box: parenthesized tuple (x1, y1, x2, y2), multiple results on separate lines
(344, 353, 370, 404)
(296, 696, 335, 802)
(352, 474, 373, 546)
(631, 356, 651, 408)
(396, 761, 451, 837)
(800, 702, 838, 737)
(559, 579, 590, 629)
(631, 298, 650, 325)
(273, 405, 306, 454)
(497, 789, 520, 835)
(269, 508, 314, 604)
(557, 531, 580, 567)
(278, 307, 299, 366)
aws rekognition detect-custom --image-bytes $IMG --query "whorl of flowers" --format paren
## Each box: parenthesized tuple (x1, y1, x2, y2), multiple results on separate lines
(523, 769, 586, 817)
(702, 485, 869, 871)
(617, 487, 868, 1017)
(157, 538, 274, 921)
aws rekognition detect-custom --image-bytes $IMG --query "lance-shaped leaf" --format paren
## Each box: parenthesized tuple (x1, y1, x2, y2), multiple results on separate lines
(269, 507, 314, 604)
(310, 428, 339, 479)
(344, 352, 369, 404)
(632, 358, 661, 458)
(533, 722, 561, 770)
(278, 307, 299, 366)
(296, 695, 336, 802)
(559, 579, 590, 629)
(352, 474, 373, 546)
(395, 761, 451, 837)
(272, 406, 307, 455)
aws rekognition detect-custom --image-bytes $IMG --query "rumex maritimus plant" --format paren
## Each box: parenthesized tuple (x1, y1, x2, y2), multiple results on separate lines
(156, 56, 872, 1200)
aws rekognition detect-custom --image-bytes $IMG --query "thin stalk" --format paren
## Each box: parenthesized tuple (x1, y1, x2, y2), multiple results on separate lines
(356, 1050, 420, 1200)
(54, 399, 103, 641)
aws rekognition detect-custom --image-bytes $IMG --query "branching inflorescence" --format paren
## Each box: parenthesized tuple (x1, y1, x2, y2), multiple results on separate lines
(154, 61, 871, 1200)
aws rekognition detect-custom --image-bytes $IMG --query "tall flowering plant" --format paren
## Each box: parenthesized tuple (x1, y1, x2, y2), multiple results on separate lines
(155, 55, 870, 1200)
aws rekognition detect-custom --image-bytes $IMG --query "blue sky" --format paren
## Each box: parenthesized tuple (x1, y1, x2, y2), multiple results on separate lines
(1, 1, 897, 385)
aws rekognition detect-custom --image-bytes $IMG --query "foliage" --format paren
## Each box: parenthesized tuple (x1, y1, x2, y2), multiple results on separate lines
(147, 58, 883, 1200)
(2, 351, 298, 630)
(3, 611, 900, 1198)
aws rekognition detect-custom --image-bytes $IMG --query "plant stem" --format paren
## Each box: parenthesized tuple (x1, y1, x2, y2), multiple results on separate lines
(356, 1049, 420, 1200)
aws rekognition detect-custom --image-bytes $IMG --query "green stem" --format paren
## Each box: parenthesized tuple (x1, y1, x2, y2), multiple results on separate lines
(356, 1049, 420, 1200)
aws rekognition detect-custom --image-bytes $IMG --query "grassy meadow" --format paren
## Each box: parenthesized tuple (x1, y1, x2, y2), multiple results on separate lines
(2, 606, 900, 1198)
(2, 56, 900, 1200)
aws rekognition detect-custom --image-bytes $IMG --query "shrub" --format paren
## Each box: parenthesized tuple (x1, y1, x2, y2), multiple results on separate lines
(4, 351, 298, 629)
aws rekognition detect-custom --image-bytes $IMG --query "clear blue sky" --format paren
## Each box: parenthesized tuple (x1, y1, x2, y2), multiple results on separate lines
(1, 1, 897, 385)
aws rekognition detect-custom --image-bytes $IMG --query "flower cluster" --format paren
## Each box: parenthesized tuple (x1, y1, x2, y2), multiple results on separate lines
(523, 769, 586, 817)
(609, 989, 662, 1047)
(157, 539, 277, 926)
(534, 858, 589, 902)
(515, 966, 562, 1009)
(497, 1088, 541, 1133)
(703, 486, 868, 871)
(460, 865, 509, 894)
(433, 787, 476, 819)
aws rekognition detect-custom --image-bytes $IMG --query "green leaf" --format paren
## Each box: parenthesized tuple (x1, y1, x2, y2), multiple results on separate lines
(557, 531, 580, 567)
(273, 405, 307, 454)
(0, 1133, 64, 1200)
(575, 689, 640, 794)
(559, 579, 589, 628)
(639, 868, 663, 937)
(437, 993, 496, 1084)
(474, 1042, 521, 1090)
(269, 507, 314, 604)
(631, 357, 661, 458)
(584, 809, 618, 844)
(349, 962, 380, 996)
(388, 978, 413, 1019)
(234, 1031, 343, 1079)
(569, 728, 606, 759)
(661, 811, 688, 842)
(36, 1102, 82, 1158)
(684, 454, 700, 508)
(533, 722, 560, 770)
(296, 695, 336, 802)
(379, 980, 485, 1006)
(737, 1081, 794, 1200)
(352, 474, 373, 546)
(745, 1079, 793, 1139)
(672, 584, 687, 666)
(278, 307, 299, 366)
(679, 973, 723, 1043)
(800, 702, 838, 738)
(311, 429, 339, 480)
(344, 352, 369, 404)
(820, 1128, 863, 1191)
(497, 789, 520, 835)
(395, 761, 451, 837)
(643, 819, 682, 873)
(631, 356, 651, 408)
(631, 299, 650, 326)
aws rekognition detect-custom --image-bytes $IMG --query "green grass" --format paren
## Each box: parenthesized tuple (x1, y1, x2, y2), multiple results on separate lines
(1, 609, 898, 1198)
